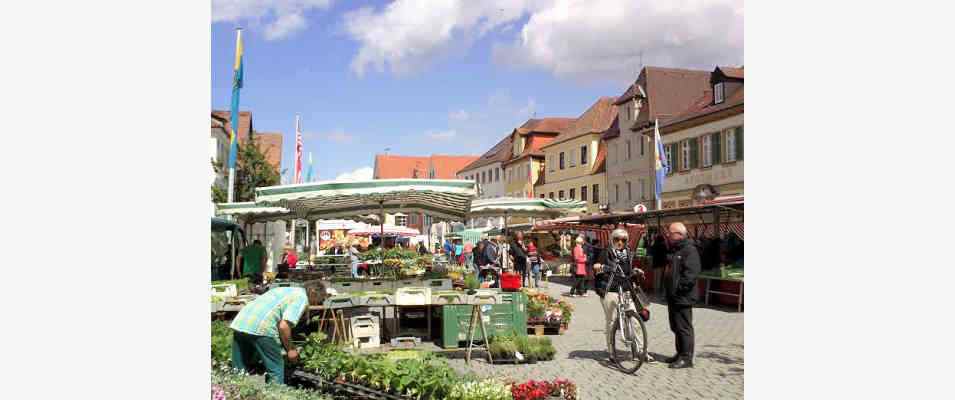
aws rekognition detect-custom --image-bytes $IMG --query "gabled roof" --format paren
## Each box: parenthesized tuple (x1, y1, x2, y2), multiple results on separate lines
(253, 132, 283, 171)
(542, 97, 617, 149)
(515, 117, 575, 135)
(716, 66, 744, 80)
(459, 134, 513, 172)
(612, 67, 712, 132)
(592, 140, 607, 174)
(212, 110, 252, 141)
(374, 154, 479, 179)
(601, 116, 621, 140)
(658, 84, 744, 133)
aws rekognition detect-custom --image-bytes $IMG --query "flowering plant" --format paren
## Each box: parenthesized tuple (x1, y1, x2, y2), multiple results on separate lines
(510, 379, 553, 400)
(447, 379, 510, 400)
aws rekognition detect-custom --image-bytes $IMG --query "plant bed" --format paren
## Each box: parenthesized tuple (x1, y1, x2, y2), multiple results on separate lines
(488, 334, 556, 363)
(291, 369, 411, 400)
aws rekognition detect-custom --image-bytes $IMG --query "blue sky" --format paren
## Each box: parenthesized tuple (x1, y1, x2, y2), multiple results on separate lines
(211, 0, 743, 182)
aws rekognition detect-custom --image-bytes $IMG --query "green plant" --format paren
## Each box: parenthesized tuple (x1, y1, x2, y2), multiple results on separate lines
(447, 379, 511, 400)
(464, 273, 479, 290)
(212, 365, 330, 400)
(212, 320, 233, 365)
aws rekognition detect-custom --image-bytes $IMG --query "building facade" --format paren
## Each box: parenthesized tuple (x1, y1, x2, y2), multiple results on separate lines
(607, 67, 712, 211)
(502, 118, 573, 198)
(457, 135, 512, 228)
(535, 97, 617, 214)
(653, 66, 744, 208)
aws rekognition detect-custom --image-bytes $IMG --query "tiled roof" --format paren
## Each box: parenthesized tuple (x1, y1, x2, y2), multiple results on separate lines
(373, 154, 479, 179)
(253, 132, 283, 171)
(515, 117, 575, 135)
(543, 97, 618, 149)
(459, 134, 513, 172)
(717, 66, 744, 79)
(658, 84, 744, 131)
(611, 67, 712, 132)
(601, 116, 621, 140)
(212, 110, 252, 141)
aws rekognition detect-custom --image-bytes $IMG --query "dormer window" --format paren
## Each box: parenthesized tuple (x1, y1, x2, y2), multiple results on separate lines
(714, 82, 725, 104)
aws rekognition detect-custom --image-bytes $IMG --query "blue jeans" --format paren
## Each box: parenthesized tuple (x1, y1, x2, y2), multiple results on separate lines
(531, 264, 541, 287)
(351, 261, 359, 278)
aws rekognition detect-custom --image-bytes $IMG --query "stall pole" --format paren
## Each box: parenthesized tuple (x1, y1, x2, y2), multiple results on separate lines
(305, 220, 310, 256)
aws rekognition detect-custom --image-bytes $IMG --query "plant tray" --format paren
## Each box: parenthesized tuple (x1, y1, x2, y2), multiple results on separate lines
(527, 325, 567, 335)
(290, 370, 412, 400)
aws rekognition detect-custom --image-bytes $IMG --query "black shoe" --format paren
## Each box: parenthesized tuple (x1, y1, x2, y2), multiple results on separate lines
(669, 358, 694, 369)
(663, 355, 680, 363)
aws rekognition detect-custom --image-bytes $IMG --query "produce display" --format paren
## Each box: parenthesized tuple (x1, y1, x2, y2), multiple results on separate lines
(525, 290, 573, 328)
(212, 365, 330, 400)
(488, 334, 556, 363)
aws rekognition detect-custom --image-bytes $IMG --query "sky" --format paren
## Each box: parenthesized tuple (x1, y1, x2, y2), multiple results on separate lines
(211, 0, 743, 183)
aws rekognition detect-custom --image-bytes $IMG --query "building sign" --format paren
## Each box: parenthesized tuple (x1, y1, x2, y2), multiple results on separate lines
(633, 204, 648, 213)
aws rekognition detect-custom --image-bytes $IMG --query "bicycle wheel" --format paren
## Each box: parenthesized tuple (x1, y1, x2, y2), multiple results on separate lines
(610, 310, 648, 373)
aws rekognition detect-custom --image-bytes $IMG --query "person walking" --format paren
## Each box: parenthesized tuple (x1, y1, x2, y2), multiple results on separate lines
(581, 236, 596, 298)
(463, 240, 474, 269)
(527, 239, 541, 288)
(663, 222, 701, 369)
(571, 236, 588, 297)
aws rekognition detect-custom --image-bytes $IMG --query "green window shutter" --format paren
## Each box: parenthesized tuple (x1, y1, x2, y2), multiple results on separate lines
(712, 132, 721, 164)
(735, 126, 744, 160)
(690, 138, 699, 169)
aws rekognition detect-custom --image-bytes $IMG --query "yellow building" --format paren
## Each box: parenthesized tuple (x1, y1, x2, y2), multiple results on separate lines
(502, 118, 574, 198)
(535, 97, 617, 214)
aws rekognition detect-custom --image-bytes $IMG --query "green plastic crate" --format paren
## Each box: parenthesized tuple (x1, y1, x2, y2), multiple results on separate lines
(439, 304, 525, 349)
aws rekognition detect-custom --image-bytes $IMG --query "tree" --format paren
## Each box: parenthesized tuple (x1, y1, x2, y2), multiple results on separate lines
(211, 137, 284, 203)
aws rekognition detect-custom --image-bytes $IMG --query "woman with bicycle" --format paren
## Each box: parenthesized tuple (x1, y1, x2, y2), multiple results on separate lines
(593, 228, 651, 372)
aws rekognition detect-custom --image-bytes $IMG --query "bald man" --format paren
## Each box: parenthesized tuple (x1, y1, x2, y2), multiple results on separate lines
(664, 222, 701, 369)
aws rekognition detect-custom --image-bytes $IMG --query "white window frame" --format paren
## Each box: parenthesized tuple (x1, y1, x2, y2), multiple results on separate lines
(581, 145, 588, 165)
(725, 129, 737, 162)
(632, 99, 639, 120)
(395, 215, 407, 227)
(626, 140, 632, 160)
(665, 145, 673, 173)
(715, 82, 724, 104)
(558, 190, 565, 200)
(702, 134, 712, 167)
(570, 149, 577, 167)
(681, 140, 690, 171)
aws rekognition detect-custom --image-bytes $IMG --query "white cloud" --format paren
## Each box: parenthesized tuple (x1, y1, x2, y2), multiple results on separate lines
(212, 0, 333, 40)
(335, 166, 373, 182)
(449, 110, 470, 122)
(340, 0, 742, 82)
(493, 0, 744, 82)
(426, 130, 457, 141)
(343, 0, 536, 76)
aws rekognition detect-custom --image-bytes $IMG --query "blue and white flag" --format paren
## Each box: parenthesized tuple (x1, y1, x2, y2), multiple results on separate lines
(653, 118, 669, 203)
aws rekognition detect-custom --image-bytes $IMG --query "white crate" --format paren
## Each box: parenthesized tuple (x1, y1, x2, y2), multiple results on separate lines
(350, 315, 380, 338)
(322, 295, 356, 309)
(395, 287, 432, 306)
(424, 278, 452, 291)
(364, 280, 394, 291)
(360, 293, 394, 306)
(395, 278, 420, 288)
(353, 335, 380, 349)
(211, 284, 237, 299)
(210, 298, 225, 313)
(467, 289, 499, 304)
(331, 281, 362, 293)
(431, 291, 465, 305)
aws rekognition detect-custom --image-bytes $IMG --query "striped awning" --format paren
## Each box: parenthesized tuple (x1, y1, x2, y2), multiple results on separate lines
(469, 197, 587, 219)
(215, 202, 293, 222)
(255, 179, 477, 221)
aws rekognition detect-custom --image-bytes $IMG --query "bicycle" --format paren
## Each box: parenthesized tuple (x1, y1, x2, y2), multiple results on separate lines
(602, 259, 650, 373)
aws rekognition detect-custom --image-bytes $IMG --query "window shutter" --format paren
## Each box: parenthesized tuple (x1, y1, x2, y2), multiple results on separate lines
(712, 132, 721, 164)
(736, 126, 744, 160)
(690, 138, 699, 169)
(668, 144, 676, 174)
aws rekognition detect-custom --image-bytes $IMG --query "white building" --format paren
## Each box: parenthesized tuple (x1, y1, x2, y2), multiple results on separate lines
(455, 134, 512, 228)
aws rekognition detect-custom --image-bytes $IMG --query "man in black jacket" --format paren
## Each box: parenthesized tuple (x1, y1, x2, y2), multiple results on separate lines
(664, 222, 701, 369)
(510, 231, 529, 286)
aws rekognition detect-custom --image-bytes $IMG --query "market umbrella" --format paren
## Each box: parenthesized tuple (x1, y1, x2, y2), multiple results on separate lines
(254, 179, 477, 240)
(215, 202, 293, 223)
(468, 197, 587, 233)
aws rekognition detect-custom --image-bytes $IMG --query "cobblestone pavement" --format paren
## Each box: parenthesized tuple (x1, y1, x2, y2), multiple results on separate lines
(442, 279, 744, 399)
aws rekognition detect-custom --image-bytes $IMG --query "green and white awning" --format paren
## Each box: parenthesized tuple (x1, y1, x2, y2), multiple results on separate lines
(255, 179, 477, 221)
(215, 202, 293, 222)
(468, 197, 587, 219)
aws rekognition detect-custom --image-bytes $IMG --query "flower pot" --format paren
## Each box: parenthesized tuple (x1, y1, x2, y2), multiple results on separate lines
(534, 325, 546, 336)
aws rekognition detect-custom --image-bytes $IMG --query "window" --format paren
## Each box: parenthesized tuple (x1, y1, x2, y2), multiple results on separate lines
(681, 140, 690, 171)
(570, 149, 576, 167)
(549, 192, 554, 199)
(581, 145, 588, 165)
(395, 215, 407, 226)
(714, 82, 725, 104)
(559, 152, 565, 169)
(702, 134, 713, 167)
(640, 136, 645, 156)
(665, 144, 674, 175)
(558, 190, 565, 200)
(725, 129, 737, 162)
(540, 194, 545, 199)
(581, 186, 588, 201)
(569, 188, 576, 199)
(429, 168, 435, 179)
(626, 140, 632, 160)
(495, 168, 500, 182)
(614, 184, 620, 203)
(549, 156, 555, 172)
(626, 181, 632, 201)
(640, 179, 646, 200)
(409, 214, 418, 225)
(632, 99, 639, 120)
(592, 184, 599, 204)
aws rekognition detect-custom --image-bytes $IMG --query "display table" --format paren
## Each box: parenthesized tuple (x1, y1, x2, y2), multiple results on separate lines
(698, 269, 744, 312)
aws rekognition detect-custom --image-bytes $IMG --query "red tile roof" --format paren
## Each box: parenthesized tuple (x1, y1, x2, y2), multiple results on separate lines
(212, 110, 252, 141)
(717, 66, 744, 79)
(658, 84, 744, 132)
(593, 140, 607, 174)
(374, 154, 479, 179)
(612, 67, 712, 132)
(515, 117, 575, 135)
(601, 116, 621, 140)
(543, 97, 618, 149)
(253, 132, 283, 171)
(459, 134, 513, 172)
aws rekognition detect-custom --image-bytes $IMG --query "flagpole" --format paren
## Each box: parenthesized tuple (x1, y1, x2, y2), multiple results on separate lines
(227, 28, 243, 204)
